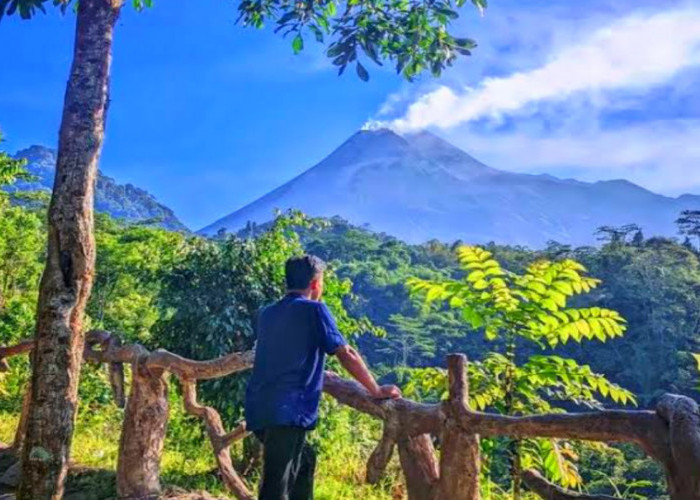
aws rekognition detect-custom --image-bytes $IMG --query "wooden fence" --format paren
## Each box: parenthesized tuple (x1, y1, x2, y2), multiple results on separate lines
(0, 330, 698, 500)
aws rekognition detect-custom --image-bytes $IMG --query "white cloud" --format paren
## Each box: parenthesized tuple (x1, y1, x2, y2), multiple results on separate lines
(379, 7, 700, 132)
(444, 119, 700, 195)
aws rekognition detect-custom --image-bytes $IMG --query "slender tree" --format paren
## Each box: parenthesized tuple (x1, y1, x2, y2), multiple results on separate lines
(595, 224, 641, 246)
(683, 235, 695, 250)
(8, 2, 122, 498)
(631, 229, 644, 247)
(1, 0, 487, 496)
(407, 246, 633, 497)
(676, 209, 700, 249)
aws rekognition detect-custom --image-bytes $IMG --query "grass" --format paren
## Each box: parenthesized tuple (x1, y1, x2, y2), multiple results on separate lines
(0, 388, 400, 500)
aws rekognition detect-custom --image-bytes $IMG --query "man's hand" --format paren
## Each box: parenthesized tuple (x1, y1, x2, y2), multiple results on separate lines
(334, 345, 401, 400)
(371, 384, 402, 400)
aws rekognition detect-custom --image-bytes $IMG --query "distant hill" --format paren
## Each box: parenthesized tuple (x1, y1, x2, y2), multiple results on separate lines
(10, 145, 187, 232)
(199, 129, 700, 247)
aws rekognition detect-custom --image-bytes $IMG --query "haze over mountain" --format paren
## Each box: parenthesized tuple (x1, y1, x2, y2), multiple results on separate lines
(200, 129, 700, 247)
(10, 146, 187, 232)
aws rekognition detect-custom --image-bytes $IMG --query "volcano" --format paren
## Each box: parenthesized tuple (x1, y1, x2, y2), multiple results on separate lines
(199, 129, 699, 247)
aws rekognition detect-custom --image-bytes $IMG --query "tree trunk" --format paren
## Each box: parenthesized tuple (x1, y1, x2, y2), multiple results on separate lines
(117, 362, 169, 500)
(511, 439, 522, 499)
(17, 0, 121, 498)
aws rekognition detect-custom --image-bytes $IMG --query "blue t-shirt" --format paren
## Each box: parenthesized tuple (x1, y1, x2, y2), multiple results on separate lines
(244, 293, 347, 431)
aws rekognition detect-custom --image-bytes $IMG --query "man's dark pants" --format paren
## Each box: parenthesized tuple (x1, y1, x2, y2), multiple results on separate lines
(255, 426, 317, 500)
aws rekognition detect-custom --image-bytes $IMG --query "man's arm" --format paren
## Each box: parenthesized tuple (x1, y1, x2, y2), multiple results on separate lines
(334, 345, 401, 400)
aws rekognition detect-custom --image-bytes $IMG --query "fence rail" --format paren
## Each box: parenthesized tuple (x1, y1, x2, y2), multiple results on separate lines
(0, 331, 698, 500)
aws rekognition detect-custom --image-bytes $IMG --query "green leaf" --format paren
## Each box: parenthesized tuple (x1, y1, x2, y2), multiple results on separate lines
(577, 320, 592, 339)
(356, 61, 369, 81)
(467, 270, 486, 282)
(567, 309, 581, 321)
(483, 266, 504, 277)
(693, 353, 700, 371)
(425, 285, 444, 302)
(527, 281, 547, 295)
(463, 308, 484, 328)
(436, 7, 458, 19)
(542, 298, 557, 312)
(292, 34, 304, 54)
(449, 296, 465, 308)
(484, 326, 498, 340)
(473, 279, 489, 291)
(471, 0, 487, 13)
(550, 291, 567, 308)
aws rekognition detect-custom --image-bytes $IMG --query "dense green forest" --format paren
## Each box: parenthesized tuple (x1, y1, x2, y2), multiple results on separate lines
(1, 150, 699, 498)
(303, 218, 700, 405)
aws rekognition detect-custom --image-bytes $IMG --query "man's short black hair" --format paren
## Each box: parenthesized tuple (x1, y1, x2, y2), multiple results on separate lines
(285, 255, 326, 290)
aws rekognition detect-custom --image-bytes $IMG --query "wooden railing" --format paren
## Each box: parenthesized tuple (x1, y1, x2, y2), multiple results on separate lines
(1, 332, 698, 500)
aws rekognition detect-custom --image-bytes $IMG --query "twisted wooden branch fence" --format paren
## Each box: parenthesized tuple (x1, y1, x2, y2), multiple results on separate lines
(0, 331, 698, 500)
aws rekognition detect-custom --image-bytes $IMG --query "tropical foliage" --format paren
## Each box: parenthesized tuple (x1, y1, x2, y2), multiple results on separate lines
(0, 133, 30, 186)
(2, 0, 485, 81)
(405, 246, 633, 492)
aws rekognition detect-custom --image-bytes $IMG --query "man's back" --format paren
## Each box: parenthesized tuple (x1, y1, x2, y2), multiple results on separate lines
(244, 292, 346, 432)
(245, 255, 400, 500)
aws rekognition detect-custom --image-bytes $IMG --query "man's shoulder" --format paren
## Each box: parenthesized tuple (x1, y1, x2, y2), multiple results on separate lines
(289, 297, 328, 318)
(296, 297, 333, 315)
(257, 302, 273, 317)
(260, 295, 323, 318)
(295, 296, 323, 307)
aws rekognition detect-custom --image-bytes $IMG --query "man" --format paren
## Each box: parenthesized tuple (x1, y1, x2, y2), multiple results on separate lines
(245, 255, 401, 500)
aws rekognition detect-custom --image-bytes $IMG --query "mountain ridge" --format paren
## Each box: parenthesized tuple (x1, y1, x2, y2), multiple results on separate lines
(10, 145, 188, 232)
(199, 129, 699, 247)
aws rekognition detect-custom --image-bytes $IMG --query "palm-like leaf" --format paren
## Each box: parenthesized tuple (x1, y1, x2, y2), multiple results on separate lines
(526, 308, 627, 347)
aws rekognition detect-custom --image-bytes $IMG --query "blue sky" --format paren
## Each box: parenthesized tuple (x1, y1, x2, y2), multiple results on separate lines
(1, 0, 699, 229)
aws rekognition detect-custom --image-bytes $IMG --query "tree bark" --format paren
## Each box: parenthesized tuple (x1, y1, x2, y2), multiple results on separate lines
(106, 335, 127, 408)
(434, 354, 480, 500)
(180, 380, 253, 500)
(459, 409, 670, 463)
(397, 435, 439, 500)
(82, 331, 255, 498)
(366, 420, 398, 485)
(655, 394, 700, 500)
(12, 385, 31, 452)
(117, 361, 169, 500)
(17, 0, 122, 498)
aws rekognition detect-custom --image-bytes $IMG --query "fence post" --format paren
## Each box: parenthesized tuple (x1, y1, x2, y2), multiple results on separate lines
(434, 354, 481, 500)
(397, 434, 439, 500)
(116, 360, 169, 500)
